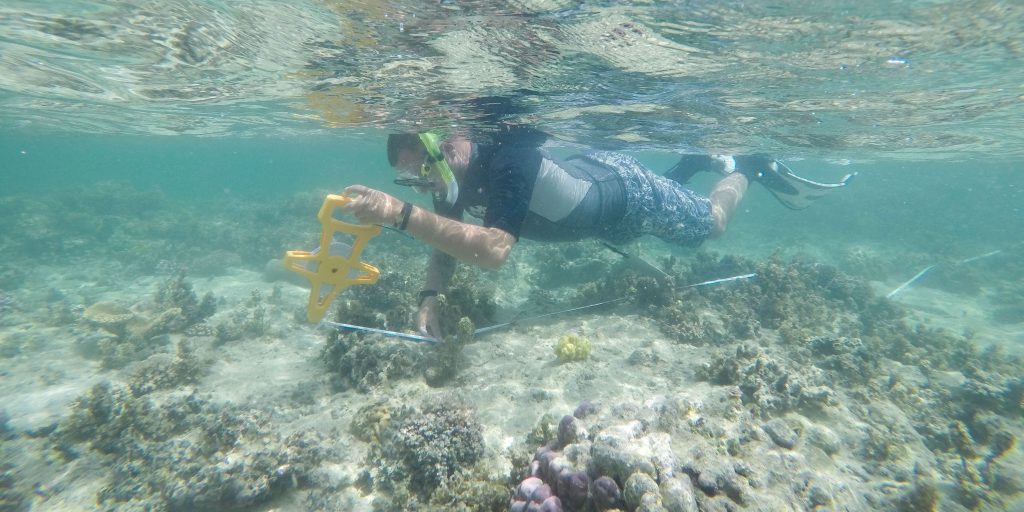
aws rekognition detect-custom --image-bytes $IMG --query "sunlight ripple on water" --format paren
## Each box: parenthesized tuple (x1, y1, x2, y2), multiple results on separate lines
(1, 0, 1022, 159)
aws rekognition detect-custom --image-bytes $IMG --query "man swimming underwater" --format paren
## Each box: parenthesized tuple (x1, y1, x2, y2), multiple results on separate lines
(340, 130, 853, 338)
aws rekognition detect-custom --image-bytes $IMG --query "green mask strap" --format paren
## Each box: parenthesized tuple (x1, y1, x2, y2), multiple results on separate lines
(418, 132, 459, 206)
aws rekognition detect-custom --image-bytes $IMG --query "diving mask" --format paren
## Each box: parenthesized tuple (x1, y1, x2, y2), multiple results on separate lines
(391, 132, 460, 205)
(393, 171, 434, 192)
(393, 155, 442, 195)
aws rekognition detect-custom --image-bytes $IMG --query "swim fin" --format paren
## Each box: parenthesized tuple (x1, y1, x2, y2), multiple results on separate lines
(667, 154, 855, 209)
(745, 159, 856, 210)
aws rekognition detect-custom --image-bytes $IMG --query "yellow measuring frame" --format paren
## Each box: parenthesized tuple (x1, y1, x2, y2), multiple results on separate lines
(283, 194, 381, 322)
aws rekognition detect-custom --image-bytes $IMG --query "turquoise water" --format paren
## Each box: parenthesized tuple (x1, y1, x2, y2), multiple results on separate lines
(3, 0, 1023, 156)
(1, 132, 391, 198)
(4, 131, 1020, 262)
(2, 2, 1024, 511)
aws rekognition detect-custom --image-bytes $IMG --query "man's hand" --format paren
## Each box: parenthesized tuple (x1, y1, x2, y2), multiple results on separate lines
(341, 185, 404, 225)
(416, 296, 442, 339)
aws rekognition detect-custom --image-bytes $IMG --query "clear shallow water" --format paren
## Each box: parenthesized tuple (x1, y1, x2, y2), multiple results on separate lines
(2, 4, 1024, 511)
(2, 0, 1023, 160)
(2, 0, 1022, 270)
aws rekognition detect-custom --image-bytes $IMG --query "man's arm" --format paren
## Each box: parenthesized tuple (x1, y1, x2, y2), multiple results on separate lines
(340, 185, 516, 270)
(415, 247, 457, 338)
(414, 207, 515, 338)
(404, 205, 515, 270)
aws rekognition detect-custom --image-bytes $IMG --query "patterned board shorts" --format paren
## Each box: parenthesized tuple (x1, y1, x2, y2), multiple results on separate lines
(584, 151, 714, 247)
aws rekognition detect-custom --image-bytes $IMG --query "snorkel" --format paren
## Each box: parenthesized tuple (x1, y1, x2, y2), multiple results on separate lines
(418, 132, 460, 206)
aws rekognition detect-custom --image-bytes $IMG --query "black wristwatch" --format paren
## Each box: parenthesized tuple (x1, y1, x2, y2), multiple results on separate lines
(395, 202, 414, 230)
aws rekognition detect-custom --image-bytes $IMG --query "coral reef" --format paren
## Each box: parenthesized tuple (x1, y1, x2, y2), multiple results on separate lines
(82, 301, 135, 338)
(126, 340, 208, 396)
(320, 331, 424, 392)
(511, 407, 697, 512)
(574, 253, 862, 348)
(667, 253, 1024, 510)
(341, 271, 416, 332)
(424, 316, 474, 387)
(554, 334, 592, 363)
(435, 268, 498, 340)
(213, 289, 269, 343)
(80, 300, 171, 369)
(697, 343, 835, 418)
(2, 185, 1022, 512)
(512, 396, 867, 512)
(320, 266, 497, 391)
(839, 244, 892, 279)
(155, 270, 217, 327)
(355, 395, 503, 510)
(74, 272, 219, 369)
(898, 471, 939, 512)
(51, 381, 328, 511)
(317, 269, 427, 391)
(387, 400, 485, 493)
(510, 335, 1022, 512)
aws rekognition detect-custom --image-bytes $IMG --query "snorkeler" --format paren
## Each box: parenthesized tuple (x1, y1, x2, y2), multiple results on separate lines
(340, 131, 852, 338)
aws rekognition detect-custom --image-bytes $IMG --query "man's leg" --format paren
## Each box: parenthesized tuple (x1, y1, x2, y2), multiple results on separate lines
(708, 172, 748, 237)
(664, 154, 721, 184)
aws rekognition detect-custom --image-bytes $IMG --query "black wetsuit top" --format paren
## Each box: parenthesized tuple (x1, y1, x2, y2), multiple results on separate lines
(434, 142, 627, 241)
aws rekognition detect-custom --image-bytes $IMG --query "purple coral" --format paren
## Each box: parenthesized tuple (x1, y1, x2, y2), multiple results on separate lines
(515, 477, 544, 501)
(512, 476, 564, 512)
(537, 496, 563, 512)
(573, 400, 598, 419)
(544, 455, 570, 485)
(531, 482, 553, 503)
(557, 470, 590, 510)
(534, 446, 559, 482)
(557, 415, 579, 447)
(529, 459, 542, 478)
(591, 476, 622, 510)
(515, 406, 641, 512)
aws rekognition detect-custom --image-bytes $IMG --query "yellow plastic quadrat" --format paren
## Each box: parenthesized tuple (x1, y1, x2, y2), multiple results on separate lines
(283, 194, 381, 322)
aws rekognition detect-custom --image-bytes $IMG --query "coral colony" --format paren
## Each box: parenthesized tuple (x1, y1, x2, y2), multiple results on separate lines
(0, 185, 1021, 511)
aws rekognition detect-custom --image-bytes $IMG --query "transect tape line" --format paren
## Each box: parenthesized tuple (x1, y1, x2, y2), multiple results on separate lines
(321, 272, 759, 343)
(886, 243, 1020, 299)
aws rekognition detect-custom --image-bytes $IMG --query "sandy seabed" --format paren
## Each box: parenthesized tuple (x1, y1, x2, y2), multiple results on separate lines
(1, 231, 1022, 512)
